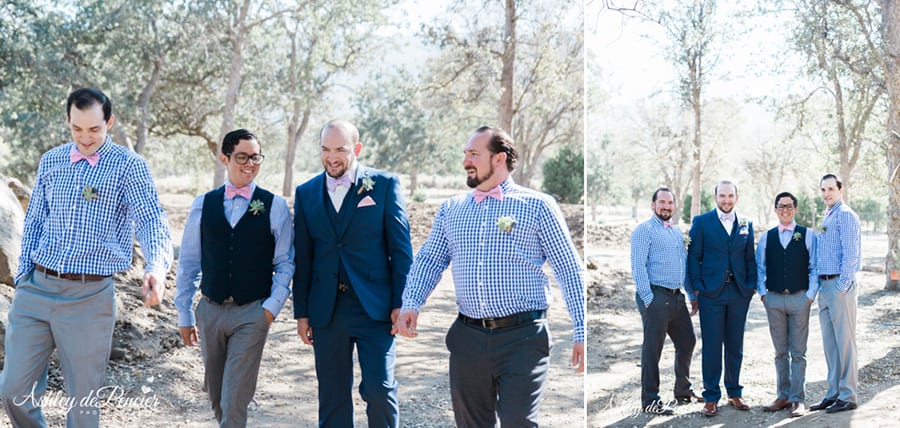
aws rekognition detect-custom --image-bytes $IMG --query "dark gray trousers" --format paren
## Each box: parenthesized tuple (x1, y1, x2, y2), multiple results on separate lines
(636, 287, 696, 407)
(445, 317, 551, 428)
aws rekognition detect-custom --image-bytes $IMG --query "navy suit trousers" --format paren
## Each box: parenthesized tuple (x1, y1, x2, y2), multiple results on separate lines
(312, 289, 398, 428)
(698, 281, 752, 402)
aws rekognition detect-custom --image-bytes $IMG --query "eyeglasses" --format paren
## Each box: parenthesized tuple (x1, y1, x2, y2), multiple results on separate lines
(776, 204, 795, 211)
(228, 152, 266, 165)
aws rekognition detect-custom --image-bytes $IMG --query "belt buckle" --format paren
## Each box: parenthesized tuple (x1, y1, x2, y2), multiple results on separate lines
(782, 289, 790, 295)
(223, 296, 235, 304)
(338, 282, 349, 293)
(480, 318, 492, 328)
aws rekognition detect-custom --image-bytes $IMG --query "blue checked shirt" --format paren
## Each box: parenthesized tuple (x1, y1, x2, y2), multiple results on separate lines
(16, 139, 173, 284)
(630, 216, 693, 307)
(174, 181, 295, 327)
(816, 201, 861, 292)
(402, 178, 586, 342)
(755, 222, 818, 300)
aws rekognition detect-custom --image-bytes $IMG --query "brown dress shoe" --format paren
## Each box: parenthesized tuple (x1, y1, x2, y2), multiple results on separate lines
(763, 398, 791, 412)
(728, 397, 750, 410)
(790, 402, 807, 417)
(701, 402, 718, 417)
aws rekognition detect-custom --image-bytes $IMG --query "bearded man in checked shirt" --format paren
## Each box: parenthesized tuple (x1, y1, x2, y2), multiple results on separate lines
(630, 188, 700, 416)
(397, 126, 585, 428)
(0, 87, 173, 427)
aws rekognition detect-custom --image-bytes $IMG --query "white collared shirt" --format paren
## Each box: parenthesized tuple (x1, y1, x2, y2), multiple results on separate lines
(716, 207, 736, 235)
(328, 162, 358, 212)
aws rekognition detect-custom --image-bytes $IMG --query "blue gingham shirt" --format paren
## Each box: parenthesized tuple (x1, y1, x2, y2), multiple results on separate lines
(816, 201, 861, 292)
(630, 216, 694, 307)
(402, 178, 585, 342)
(16, 139, 173, 284)
(755, 221, 818, 300)
(174, 181, 295, 327)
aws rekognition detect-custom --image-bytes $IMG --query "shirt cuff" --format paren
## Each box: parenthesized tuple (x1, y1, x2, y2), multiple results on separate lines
(572, 324, 584, 343)
(262, 297, 283, 320)
(177, 310, 196, 328)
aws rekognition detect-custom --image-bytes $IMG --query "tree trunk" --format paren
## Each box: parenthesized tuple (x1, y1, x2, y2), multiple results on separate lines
(213, 0, 251, 188)
(884, 0, 900, 291)
(408, 161, 419, 197)
(135, 59, 162, 155)
(498, 0, 516, 133)
(110, 127, 133, 151)
(283, 108, 311, 197)
(690, 79, 702, 219)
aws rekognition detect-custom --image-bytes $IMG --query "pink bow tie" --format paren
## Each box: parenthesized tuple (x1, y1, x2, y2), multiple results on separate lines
(663, 221, 673, 229)
(824, 208, 832, 217)
(225, 185, 252, 200)
(778, 224, 794, 233)
(720, 213, 734, 222)
(474, 186, 503, 203)
(327, 175, 352, 192)
(70, 147, 99, 167)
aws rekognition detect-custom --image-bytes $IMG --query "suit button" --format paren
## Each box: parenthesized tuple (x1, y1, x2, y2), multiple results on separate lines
(338, 243, 343, 247)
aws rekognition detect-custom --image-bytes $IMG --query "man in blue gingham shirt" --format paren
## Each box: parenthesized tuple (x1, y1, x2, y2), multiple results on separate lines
(397, 126, 584, 427)
(631, 187, 699, 415)
(1, 88, 172, 428)
(809, 173, 861, 414)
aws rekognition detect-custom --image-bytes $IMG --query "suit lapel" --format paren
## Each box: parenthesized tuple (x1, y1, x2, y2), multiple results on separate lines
(334, 165, 368, 239)
(312, 173, 339, 240)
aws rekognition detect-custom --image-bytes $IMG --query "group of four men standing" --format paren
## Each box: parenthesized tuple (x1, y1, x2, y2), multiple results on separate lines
(631, 177, 861, 418)
(1, 88, 585, 428)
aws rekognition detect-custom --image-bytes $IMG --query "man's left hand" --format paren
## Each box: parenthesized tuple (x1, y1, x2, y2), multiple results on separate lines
(389, 308, 400, 335)
(142, 272, 165, 307)
(572, 342, 585, 373)
(690, 300, 699, 316)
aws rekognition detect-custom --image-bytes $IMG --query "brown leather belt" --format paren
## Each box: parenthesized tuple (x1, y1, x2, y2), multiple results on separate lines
(651, 285, 681, 295)
(35, 264, 108, 282)
(768, 288, 809, 295)
(202, 295, 236, 305)
(458, 310, 546, 330)
(819, 274, 840, 281)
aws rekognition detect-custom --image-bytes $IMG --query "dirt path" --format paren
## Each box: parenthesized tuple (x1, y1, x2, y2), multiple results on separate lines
(0, 198, 584, 427)
(587, 228, 900, 427)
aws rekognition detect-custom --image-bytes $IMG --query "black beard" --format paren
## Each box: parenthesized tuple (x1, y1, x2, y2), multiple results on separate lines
(466, 165, 494, 188)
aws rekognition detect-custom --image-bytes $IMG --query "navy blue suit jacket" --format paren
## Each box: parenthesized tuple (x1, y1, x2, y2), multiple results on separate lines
(292, 165, 413, 327)
(687, 209, 757, 299)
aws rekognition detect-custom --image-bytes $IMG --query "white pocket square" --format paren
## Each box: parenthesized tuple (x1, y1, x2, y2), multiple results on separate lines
(357, 195, 376, 207)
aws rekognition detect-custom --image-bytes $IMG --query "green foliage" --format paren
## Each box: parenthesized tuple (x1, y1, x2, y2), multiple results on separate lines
(542, 146, 583, 204)
(682, 190, 714, 223)
(857, 198, 884, 231)
(586, 135, 614, 205)
(412, 191, 426, 203)
(794, 193, 824, 228)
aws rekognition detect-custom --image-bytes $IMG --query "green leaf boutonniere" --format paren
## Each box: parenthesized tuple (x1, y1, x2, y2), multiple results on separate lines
(357, 176, 375, 195)
(249, 199, 266, 216)
(683, 235, 692, 248)
(792, 232, 802, 242)
(818, 222, 827, 233)
(496, 216, 516, 233)
(82, 185, 99, 201)
(738, 218, 749, 228)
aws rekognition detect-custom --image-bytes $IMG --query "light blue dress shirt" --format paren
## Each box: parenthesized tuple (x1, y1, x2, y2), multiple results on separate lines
(755, 221, 818, 300)
(174, 181, 294, 327)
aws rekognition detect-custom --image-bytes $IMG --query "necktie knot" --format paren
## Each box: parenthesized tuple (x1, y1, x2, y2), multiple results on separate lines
(473, 186, 503, 203)
(70, 147, 100, 167)
(225, 184, 252, 200)
(327, 175, 352, 192)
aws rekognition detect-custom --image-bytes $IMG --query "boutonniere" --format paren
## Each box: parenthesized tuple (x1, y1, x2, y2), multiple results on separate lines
(819, 222, 827, 233)
(81, 185, 99, 201)
(792, 232, 802, 242)
(738, 218, 749, 235)
(357, 176, 375, 195)
(683, 235, 691, 248)
(496, 216, 516, 233)
(249, 199, 266, 216)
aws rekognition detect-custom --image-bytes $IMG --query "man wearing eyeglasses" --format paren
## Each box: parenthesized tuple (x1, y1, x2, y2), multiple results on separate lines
(755, 192, 817, 417)
(174, 128, 294, 426)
